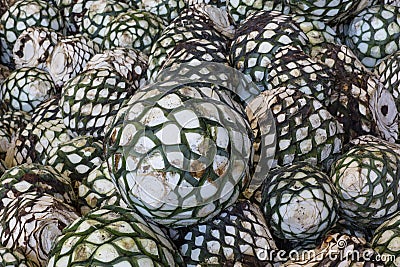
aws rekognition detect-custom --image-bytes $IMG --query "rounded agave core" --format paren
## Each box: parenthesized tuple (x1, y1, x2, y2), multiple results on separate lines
(262, 162, 338, 246)
(331, 142, 400, 229)
(105, 83, 253, 226)
(105, 61, 280, 226)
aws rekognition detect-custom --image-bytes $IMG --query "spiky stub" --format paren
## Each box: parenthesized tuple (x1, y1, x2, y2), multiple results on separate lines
(60, 68, 133, 139)
(266, 45, 334, 102)
(159, 38, 229, 73)
(314, 43, 398, 142)
(147, 5, 230, 81)
(105, 83, 252, 227)
(0, 0, 64, 66)
(372, 211, 400, 266)
(132, 0, 186, 22)
(247, 87, 344, 171)
(0, 246, 30, 267)
(345, 5, 400, 69)
(46, 35, 100, 88)
(0, 163, 76, 209)
(0, 111, 30, 163)
(171, 200, 278, 266)
(284, 233, 385, 266)
(12, 27, 61, 70)
(45, 136, 103, 191)
(80, 0, 130, 45)
(13, 97, 71, 165)
(0, 67, 56, 112)
(78, 161, 128, 215)
(0, 192, 80, 266)
(102, 10, 167, 54)
(261, 162, 338, 249)
(82, 48, 148, 89)
(47, 206, 184, 266)
(230, 10, 310, 91)
(331, 136, 400, 230)
(227, 0, 289, 24)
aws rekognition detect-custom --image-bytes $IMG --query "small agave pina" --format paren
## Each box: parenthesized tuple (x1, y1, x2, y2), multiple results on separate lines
(372, 211, 400, 266)
(331, 135, 400, 231)
(345, 4, 400, 69)
(261, 162, 339, 250)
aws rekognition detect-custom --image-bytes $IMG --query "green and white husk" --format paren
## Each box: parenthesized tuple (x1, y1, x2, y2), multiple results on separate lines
(78, 161, 128, 215)
(0, 0, 16, 17)
(13, 97, 71, 165)
(60, 68, 134, 140)
(247, 87, 345, 171)
(292, 16, 341, 55)
(171, 200, 278, 266)
(227, 0, 289, 24)
(80, 0, 130, 45)
(261, 162, 338, 249)
(131, 0, 186, 22)
(105, 82, 252, 227)
(102, 10, 167, 54)
(372, 211, 400, 266)
(0, 64, 10, 87)
(265, 45, 334, 102)
(0, 246, 30, 267)
(0, 111, 30, 165)
(45, 135, 103, 191)
(344, 4, 400, 69)
(146, 4, 230, 81)
(230, 10, 310, 91)
(284, 0, 361, 23)
(314, 43, 399, 142)
(47, 206, 184, 266)
(374, 51, 400, 142)
(331, 135, 400, 230)
(0, 67, 56, 112)
(159, 38, 229, 73)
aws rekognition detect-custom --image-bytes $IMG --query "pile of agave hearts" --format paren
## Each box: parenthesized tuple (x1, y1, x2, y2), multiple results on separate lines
(0, 0, 399, 266)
